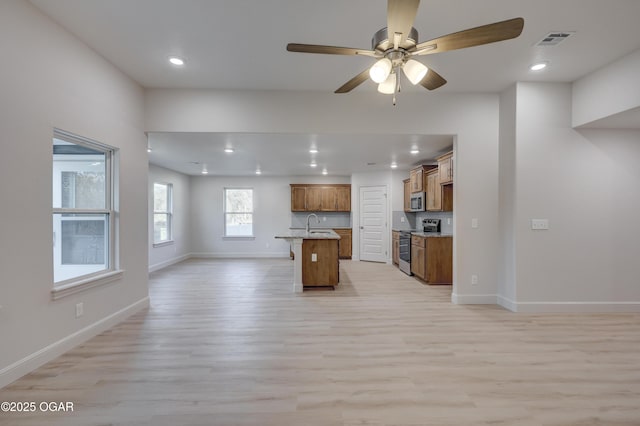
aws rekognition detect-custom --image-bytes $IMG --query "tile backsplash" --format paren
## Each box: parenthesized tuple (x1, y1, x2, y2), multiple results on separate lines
(392, 210, 453, 233)
(291, 212, 351, 228)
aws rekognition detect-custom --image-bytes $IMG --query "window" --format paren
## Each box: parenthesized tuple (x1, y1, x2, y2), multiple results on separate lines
(153, 183, 173, 245)
(224, 188, 253, 237)
(53, 130, 117, 288)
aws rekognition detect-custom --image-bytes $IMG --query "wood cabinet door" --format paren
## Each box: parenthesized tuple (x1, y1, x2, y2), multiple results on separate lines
(426, 171, 442, 211)
(335, 187, 351, 211)
(392, 237, 399, 265)
(411, 243, 425, 279)
(291, 187, 307, 211)
(306, 187, 322, 211)
(403, 179, 411, 212)
(438, 153, 453, 185)
(320, 187, 337, 211)
(411, 168, 424, 192)
(333, 229, 352, 259)
(424, 237, 453, 284)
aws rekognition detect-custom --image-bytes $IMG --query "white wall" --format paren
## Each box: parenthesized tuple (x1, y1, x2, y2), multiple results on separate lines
(508, 82, 640, 311)
(190, 175, 350, 258)
(572, 48, 640, 127)
(148, 165, 192, 271)
(145, 89, 502, 304)
(0, 1, 148, 387)
(498, 84, 518, 306)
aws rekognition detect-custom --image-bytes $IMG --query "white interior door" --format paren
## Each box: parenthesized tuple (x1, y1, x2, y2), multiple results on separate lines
(359, 185, 388, 263)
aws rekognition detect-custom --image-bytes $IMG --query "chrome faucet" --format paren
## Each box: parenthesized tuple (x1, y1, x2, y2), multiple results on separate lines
(306, 213, 320, 233)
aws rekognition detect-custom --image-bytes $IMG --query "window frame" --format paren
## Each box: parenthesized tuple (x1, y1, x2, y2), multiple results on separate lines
(52, 129, 121, 299)
(223, 187, 254, 239)
(153, 182, 174, 246)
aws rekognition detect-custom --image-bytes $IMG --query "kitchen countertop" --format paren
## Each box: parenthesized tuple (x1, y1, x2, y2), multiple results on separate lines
(392, 228, 419, 232)
(275, 230, 341, 240)
(410, 231, 453, 238)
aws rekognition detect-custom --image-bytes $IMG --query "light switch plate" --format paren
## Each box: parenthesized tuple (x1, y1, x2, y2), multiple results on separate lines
(471, 218, 478, 229)
(531, 219, 549, 230)
(311, 253, 317, 262)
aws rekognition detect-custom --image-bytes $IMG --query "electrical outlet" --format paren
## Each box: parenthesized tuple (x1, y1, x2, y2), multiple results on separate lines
(75, 302, 84, 318)
(471, 275, 478, 286)
(531, 219, 549, 230)
(400, 217, 405, 223)
(471, 218, 478, 229)
(311, 253, 317, 262)
(447, 218, 451, 225)
(322, 216, 327, 222)
(266, 243, 270, 248)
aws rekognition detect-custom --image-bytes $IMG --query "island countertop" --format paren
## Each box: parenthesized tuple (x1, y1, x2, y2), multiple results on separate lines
(275, 230, 341, 240)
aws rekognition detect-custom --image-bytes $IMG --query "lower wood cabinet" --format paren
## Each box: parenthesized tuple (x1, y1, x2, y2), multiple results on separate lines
(302, 239, 339, 286)
(410, 235, 453, 284)
(411, 237, 426, 279)
(333, 228, 352, 259)
(392, 231, 399, 265)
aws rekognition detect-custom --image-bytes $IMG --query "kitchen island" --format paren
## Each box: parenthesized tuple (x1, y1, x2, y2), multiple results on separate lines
(275, 230, 340, 293)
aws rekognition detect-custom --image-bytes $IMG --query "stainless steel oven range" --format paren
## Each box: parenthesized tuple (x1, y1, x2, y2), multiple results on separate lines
(398, 231, 412, 275)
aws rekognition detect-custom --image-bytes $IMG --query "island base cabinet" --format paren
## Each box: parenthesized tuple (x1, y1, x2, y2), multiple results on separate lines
(425, 237, 453, 284)
(302, 239, 339, 286)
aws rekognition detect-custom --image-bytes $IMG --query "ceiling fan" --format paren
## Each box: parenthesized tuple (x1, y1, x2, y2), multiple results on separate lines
(287, 0, 524, 104)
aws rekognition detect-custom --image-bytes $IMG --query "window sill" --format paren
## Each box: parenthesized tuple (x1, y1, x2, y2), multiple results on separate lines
(153, 240, 175, 248)
(51, 270, 124, 300)
(223, 236, 255, 241)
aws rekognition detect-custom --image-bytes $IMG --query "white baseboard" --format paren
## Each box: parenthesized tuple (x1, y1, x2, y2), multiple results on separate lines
(191, 252, 290, 259)
(0, 297, 149, 389)
(507, 301, 640, 313)
(148, 254, 191, 273)
(451, 292, 497, 305)
(497, 295, 518, 312)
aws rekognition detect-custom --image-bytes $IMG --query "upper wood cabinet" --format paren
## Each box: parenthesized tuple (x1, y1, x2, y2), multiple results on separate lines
(437, 151, 454, 185)
(403, 179, 411, 212)
(290, 184, 351, 212)
(426, 168, 453, 212)
(426, 168, 442, 211)
(335, 186, 351, 212)
(291, 187, 307, 211)
(410, 165, 437, 193)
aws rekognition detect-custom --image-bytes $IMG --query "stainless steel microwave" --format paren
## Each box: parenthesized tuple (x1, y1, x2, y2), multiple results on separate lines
(410, 192, 425, 212)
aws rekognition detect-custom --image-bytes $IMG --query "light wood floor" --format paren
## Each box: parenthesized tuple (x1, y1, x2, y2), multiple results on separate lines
(2, 258, 640, 425)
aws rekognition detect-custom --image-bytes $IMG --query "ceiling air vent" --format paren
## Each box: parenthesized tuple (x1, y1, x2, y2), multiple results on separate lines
(535, 31, 575, 47)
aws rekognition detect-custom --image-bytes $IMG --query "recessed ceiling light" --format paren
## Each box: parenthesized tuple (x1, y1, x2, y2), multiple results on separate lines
(255, 170, 262, 175)
(310, 162, 317, 168)
(390, 163, 398, 169)
(201, 170, 208, 175)
(169, 56, 184, 66)
(322, 169, 328, 175)
(410, 149, 419, 155)
(224, 148, 234, 153)
(147, 147, 152, 153)
(530, 62, 548, 71)
(309, 148, 318, 154)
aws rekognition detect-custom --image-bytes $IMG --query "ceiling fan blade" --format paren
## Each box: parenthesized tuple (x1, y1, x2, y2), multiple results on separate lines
(413, 17, 524, 55)
(419, 68, 447, 90)
(287, 43, 378, 57)
(335, 69, 371, 93)
(387, 0, 420, 47)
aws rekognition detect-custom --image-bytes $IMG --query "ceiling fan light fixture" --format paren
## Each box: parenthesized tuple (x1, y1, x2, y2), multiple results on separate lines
(168, 56, 184, 66)
(369, 58, 392, 83)
(377, 73, 396, 94)
(403, 59, 429, 85)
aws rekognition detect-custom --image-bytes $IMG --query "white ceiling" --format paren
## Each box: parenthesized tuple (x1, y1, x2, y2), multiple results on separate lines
(148, 132, 453, 176)
(30, 0, 640, 175)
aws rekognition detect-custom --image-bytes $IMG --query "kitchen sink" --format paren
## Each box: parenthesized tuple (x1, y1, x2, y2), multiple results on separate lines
(309, 230, 331, 234)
